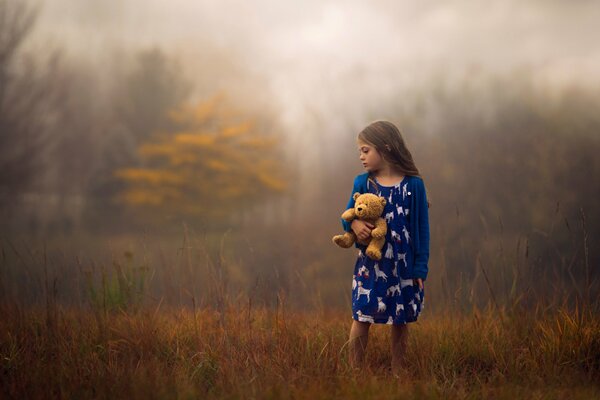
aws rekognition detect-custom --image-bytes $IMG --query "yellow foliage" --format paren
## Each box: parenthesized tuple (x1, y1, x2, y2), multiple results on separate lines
(167, 93, 224, 126)
(205, 159, 230, 172)
(191, 94, 224, 121)
(239, 136, 277, 149)
(174, 133, 216, 147)
(257, 172, 287, 192)
(222, 121, 252, 138)
(114, 169, 184, 185)
(115, 93, 289, 220)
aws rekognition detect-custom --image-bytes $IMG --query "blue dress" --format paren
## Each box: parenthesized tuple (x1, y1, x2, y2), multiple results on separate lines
(351, 176, 425, 325)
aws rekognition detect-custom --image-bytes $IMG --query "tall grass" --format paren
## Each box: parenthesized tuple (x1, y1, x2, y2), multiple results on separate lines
(0, 301, 599, 399)
(0, 209, 598, 398)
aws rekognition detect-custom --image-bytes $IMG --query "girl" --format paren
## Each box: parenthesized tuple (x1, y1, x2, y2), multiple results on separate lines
(341, 120, 430, 374)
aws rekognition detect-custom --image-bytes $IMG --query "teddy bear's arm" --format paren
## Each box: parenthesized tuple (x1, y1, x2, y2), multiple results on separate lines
(371, 218, 388, 238)
(341, 208, 356, 222)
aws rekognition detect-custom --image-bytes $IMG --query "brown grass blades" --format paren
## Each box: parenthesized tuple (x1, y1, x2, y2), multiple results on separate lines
(1, 302, 599, 399)
(580, 207, 592, 307)
(0, 206, 598, 398)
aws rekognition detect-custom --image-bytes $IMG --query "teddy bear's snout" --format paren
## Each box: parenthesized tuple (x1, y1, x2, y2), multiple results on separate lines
(356, 205, 366, 216)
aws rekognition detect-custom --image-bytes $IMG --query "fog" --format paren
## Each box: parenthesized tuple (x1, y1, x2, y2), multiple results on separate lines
(30, 1, 600, 186)
(35, 0, 600, 142)
(2, 0, 599, 310)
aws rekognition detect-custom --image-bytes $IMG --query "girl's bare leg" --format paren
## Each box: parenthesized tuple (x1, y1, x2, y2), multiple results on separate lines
(391, 323, 409, 374)
(348, 320, 371, 369)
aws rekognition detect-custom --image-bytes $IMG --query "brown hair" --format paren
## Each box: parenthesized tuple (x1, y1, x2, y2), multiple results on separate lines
(359, 120, 431, 208)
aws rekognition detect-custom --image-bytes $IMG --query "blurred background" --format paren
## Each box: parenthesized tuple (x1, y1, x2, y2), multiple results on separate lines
(1, 0, 599, 314)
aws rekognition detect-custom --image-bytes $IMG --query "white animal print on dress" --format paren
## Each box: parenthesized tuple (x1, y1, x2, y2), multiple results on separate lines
(408, 299, 417, 314)
(391, 230, 401, 243)
(415, 292, 421, 301)
(398, 252, 407, 268)
(402, 183, 408, 199)
(385, 211, 394, 223)
(391, 261, 398, 278)
(400, 278, 413, 288)
(374, 263, 388, 282)
(384, 243, 394, 259)
(386, 316, 394, 324)
(356, 311, 374, 323)
(396, 303, 404, 315)
(402, 226, 410, 243)
(386, 284, 400, 297)
(358, 265, 369, 278)
(377, 297, 387, 312)
(388, 192, 393, 203)
(405, 208, 410, 216)
(397, 205, 404, 216)
(357, 249, 363, 258)
(356, 281, 371, 303)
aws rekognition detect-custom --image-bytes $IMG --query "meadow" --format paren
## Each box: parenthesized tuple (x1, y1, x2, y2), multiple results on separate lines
(1, 217, 599, 399)
(1, 278, 599, 399)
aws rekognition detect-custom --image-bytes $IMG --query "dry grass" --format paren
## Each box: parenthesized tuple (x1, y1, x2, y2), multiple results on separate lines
(1, 210, 598, 399)
(1, 300, 599, 399)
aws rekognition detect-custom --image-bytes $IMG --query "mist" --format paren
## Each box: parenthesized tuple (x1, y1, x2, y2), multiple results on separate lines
(34, 0, 600, 139)
(2, 0, 599, 311)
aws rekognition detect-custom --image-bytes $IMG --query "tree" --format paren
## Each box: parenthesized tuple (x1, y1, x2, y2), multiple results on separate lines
(114, 93, 288, 227)
(0, 1, 67, 235)
(82, 47, 192, 233)
(116, 47, 191, 146)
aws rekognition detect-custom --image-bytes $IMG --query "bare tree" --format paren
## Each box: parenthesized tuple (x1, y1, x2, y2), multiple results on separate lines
(0, 0, 62, 218)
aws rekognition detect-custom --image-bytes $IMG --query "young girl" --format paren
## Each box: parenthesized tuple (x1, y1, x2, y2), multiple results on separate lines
(340, 120, 430, 373)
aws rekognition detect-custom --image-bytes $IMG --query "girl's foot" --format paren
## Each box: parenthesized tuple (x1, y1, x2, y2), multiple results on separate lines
(389, 364, 409, 379)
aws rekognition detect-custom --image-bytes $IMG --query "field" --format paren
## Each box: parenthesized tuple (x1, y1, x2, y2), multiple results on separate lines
(2, 300, 599, 399)
(1, 228, 599, 399)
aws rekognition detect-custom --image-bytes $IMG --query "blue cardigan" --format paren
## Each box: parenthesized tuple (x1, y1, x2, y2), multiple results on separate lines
(341, 172, 430, 280)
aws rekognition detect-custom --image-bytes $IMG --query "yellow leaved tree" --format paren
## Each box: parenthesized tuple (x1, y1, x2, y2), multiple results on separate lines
(114, 93, 288, 225)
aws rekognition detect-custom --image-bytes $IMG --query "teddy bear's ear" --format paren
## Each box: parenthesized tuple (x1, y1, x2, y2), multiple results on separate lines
(353, 192, 361, 201)
(380, 197, 387, 207)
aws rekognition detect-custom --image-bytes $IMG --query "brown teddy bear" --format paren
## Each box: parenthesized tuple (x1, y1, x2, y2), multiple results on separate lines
(332, 192, 387, 260)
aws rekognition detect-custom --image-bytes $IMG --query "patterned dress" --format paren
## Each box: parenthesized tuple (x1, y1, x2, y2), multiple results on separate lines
(351, 176, 425, 325)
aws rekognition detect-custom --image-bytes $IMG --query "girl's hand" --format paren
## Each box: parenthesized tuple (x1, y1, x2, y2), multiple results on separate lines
(413, 278, 424, 290)
(351, 220, 375, 241)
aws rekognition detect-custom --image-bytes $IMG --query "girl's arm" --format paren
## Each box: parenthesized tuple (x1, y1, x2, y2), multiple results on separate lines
(412, 178, 430, 280)
(341, 176, 361, 232)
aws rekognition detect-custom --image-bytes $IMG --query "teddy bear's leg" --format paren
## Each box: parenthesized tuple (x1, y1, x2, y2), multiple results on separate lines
(365, 237, 386, 260)
(332, 232, 356, 248)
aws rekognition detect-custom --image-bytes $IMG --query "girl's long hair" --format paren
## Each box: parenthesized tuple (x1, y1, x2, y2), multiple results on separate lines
(359, 120, 431, 208)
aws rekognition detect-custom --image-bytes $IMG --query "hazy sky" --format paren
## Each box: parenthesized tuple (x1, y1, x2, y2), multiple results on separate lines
(30, 0, 600, 178)
(34, 1, 600, 79)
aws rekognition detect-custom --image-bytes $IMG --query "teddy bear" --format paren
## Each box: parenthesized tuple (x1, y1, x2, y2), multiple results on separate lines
(332, 192, 388, 260)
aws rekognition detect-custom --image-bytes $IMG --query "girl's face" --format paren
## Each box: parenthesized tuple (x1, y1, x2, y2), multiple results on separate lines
(358, 140, 385, 172)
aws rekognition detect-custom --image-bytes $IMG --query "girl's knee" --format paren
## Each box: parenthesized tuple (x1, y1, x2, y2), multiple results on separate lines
(354, 320, 371, 331)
